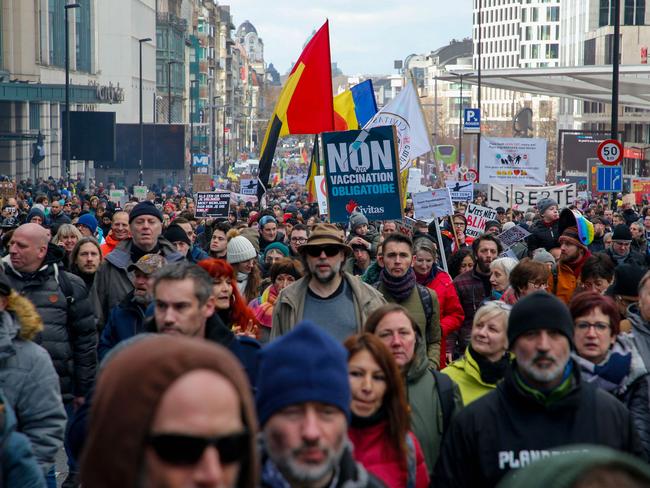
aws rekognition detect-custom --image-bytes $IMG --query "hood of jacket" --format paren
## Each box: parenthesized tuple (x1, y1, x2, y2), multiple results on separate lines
(627, 303, 650, 337)
(0, 293, 43, 359)
(406, 334, 430, 383)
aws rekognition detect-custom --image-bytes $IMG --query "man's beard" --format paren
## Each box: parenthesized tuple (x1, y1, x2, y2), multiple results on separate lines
(310, 260, 342, 284)
(518, 350, 569, 385)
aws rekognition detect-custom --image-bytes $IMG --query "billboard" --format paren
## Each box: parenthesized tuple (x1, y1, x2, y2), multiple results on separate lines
(62, 111, 116, 161)
(558, 131, 623, 173)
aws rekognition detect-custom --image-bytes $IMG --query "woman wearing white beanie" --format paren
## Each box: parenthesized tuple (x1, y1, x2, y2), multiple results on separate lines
(227, 232, 261, 302)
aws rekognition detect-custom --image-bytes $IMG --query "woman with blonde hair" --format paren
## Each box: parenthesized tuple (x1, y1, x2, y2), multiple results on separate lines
(52, 224, 83, 270)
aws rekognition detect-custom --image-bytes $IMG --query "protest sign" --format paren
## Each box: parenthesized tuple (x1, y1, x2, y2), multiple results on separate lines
(413, 188, 454, 221)
(323, 126, 402, 223)
(496, 225, 531, 249)
(479, 137, 547, 185)
(284, 174, 307, 185)
(195, 191, 230, 218)
(465, 203, 498, 239)
(499, 248, 518, 259)
(0, 181, 16, 200)
(314, 175, 328, 216)
(407, 168, 426, 193)
(109, 190, 127, 207)
(240, 178, 258, 196)
(229, 193, 258, 205)
(487, 183, 576, 211)
(192, 174, 212, 193)
(133, 186, 148, 201)
(446, 181, 474, 201)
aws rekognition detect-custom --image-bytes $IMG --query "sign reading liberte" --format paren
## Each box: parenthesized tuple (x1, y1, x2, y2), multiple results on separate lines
(323, 126, 403, 223)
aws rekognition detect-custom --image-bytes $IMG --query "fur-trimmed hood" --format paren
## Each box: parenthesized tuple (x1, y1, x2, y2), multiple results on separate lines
(1, 292, 43, 343)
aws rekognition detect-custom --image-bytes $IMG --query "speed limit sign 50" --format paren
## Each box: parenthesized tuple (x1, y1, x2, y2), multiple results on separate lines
(597, 139, 624, 166)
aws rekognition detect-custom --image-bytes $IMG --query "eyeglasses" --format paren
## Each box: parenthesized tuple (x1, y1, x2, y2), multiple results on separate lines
(527, 281, 548, 290)
(612, 241, 631, 247)
(290, 237, 307, 244)
(575, 321, 610, 333)
(305, 245, 341, 257)
(147, 430, 249, 466)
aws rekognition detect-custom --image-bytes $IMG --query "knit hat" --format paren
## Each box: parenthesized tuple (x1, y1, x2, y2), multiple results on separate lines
(259, 215, 277, 228)
(502, 222, 516, 232)
(606, 264, 646, 298)
(349, 211, 369, 231)
(537, 198, 558, 216)
(612, 224, 632, 242)
(26, 207, 46, 224)
(227, 235, 257, 264)
(558, 226, 587, 251)
(484, 220, 502, 232)
(255, 321, 351, 426)
(532, 248, 556, 266)
(264, 241, 289, 258)
(163, 224, 191, 246)
(508, 291, 574, 348)
(77, 213, 98, 234)
(129, 201, 163, 224)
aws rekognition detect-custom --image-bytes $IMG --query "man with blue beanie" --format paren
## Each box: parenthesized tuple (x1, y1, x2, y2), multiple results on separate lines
(257, 321, 384, 488)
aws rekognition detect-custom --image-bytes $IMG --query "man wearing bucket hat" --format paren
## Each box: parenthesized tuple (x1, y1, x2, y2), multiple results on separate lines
(435, 292, 645, 488)
(271, 223, 385, 341)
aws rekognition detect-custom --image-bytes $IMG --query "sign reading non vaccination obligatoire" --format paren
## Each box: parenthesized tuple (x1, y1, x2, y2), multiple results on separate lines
(465, 203, 498, 239)
(194, 191, 230, 218)
(323, 126, 402, 224)
(412, 188, 454, 221)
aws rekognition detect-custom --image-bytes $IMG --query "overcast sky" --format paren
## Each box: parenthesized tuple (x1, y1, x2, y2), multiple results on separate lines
(230, 1, 473, 76)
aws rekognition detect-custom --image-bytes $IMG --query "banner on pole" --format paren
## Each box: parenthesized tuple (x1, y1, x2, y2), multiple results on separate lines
(445, 180, 474, 201)
(314, 175, 328, 216)
(479, 137, 547, 185)
(465, 203, 498, 239)
(195, 191, 230, 218)
(413, 188, 454, 221)
(487, 183, 576, 211)
(323, 126, 402, 223)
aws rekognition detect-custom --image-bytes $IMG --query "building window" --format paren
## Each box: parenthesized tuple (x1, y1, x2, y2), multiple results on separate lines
(531, 7, 539, 21)
(29, 103, 41, 131)
(48, 0, 65, 67)
(531, 44, 539, 58)
(545, 44, 558, 59)
(75, 0, 91, 73)
(547, 6, 560, 21)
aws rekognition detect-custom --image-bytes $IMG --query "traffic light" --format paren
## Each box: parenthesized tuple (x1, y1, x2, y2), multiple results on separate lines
(31, 132, 45, 166)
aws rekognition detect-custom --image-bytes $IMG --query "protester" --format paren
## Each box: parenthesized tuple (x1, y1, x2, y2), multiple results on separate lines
(453, 234, 503, 358)
(207, 221, 230, 259)
(69, 237, 103, 289)
(631, 221, 648, 255)
(97, 254, 166, 361)
(348, 211, 380, 254)
(271, 223, 385, 341)
(606, 224, 648, 269)
(26, 206, 47, 226)
(257, 322, 384, 488)
(75, 213, 99, 240)
(344, 241, 375, 276)
(227, 232, 262, 303)
(249, 257, 303, 343)
(526, 198, 559, 254)
(439, 213, 470, 257)
(163, 223, 193, 258)
(578, 252, 616, 295)
(412, 239, 464, 368)
(171, 217, 209, 263)
(507, 257, 550, 300)
(258, 215, 284, 253)
(80, 335, 259, 488)
(365, 304, 462, 475)
(260, 241, 290, 277)
(435, 292, 645, 487)
(447, 247, 474, 279)
(345, 333, 429, 487)
(589, 216, 607, 253)
(570, 292, 650, 457)
(442, 301, 511, 405)
(606, 264, 647, 332)
(489, 257, 518, 302)
(52, 223, 82, 266)
(49, 199, 72, 235)
(287, 223, 308, 257)
(550, 226, 592, 304)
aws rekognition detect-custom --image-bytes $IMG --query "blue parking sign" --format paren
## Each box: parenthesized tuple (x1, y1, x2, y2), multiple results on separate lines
(596, 165, 622, 193)
(464, 108, 480, 134)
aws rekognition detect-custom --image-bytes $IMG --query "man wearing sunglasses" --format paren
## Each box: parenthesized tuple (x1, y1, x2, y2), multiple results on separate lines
(271, 223, 385, 341)
(80, 334, 259, 488)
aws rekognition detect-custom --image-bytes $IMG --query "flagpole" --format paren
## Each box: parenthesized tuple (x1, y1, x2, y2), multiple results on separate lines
(314, 133, 320, 176)
(408, 69, 436, 186)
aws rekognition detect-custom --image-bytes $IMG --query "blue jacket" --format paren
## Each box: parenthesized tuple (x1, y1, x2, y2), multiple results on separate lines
(1, 392, 46, 487)
(97, 292, 147, 362)
(190, 245, 210, 263)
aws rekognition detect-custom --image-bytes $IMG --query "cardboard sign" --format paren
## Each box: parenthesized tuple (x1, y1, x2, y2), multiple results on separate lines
(323, 126, 402, 223)
(413, 188, 454, 221)
(445, 180, 474, 201)
(240, 178, 258, 196)
(192, 174, 212, 193)
(465, 203, 498, 238)
(487, 183, 576, 211)
(133, 186, 148, 201)
(194, 192, 230, 218)
(496, 225, 531, 249)
(314, 175, 328, 216)
(479, 137, 547, 185)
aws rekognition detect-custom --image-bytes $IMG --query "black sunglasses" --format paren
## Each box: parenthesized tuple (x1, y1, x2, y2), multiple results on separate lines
(147, 430, 249, 466)
(305, 245, 342, 257)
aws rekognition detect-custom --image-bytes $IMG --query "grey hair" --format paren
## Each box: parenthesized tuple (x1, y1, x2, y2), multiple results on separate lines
(489, 257, 518, 277)
(472, 301, 512, 331)
(152, 261, 213, 305)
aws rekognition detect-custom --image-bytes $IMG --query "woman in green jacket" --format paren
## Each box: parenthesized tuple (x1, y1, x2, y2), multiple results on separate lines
(442, 300, 511, 405)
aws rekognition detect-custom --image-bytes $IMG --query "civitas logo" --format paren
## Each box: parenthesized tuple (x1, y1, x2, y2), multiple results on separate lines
(355, 205, 385, 215)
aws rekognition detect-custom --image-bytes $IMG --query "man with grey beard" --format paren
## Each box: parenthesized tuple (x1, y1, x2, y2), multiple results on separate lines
(271, 224, 384, 341)
(435, 292, 646, 488)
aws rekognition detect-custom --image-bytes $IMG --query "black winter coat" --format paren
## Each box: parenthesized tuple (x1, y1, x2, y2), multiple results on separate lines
(1, 244, 97, 403)
(526, 219, 559, 255)
(622, 375, 650, 458)
(434, 361, 645, 488)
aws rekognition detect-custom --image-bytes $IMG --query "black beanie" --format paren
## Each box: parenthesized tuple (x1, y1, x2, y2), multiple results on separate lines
(163, 224, 191, 246)
(129, 201, 163, 223)
(508, 291, 574, 348)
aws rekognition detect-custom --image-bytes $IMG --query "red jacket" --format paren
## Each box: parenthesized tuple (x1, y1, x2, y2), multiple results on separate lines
(424, 269, 464, 368)
(100, 232, 123, 257)
(349, 420, 429, 488)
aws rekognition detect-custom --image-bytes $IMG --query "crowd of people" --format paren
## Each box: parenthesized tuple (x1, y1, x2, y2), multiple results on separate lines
(3, 175, 650, 487)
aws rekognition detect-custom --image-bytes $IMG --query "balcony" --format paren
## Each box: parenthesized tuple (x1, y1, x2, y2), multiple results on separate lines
(156, 12, 188, 32)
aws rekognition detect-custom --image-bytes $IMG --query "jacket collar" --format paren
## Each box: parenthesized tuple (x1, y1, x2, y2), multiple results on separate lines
(0, 312, 19, 360)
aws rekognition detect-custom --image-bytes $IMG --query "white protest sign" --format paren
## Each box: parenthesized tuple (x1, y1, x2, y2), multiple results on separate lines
(240, 178, 258, 196)
(445, 180, 474, 201)
(496, 225, 531, 249)
(133, 186, 148, 201)
(499, 248, 518, 259)
(487, 183, 576, 211)
(479, 137, 547, 185)
(413, 188, 454, 221)
(408, 168, 426, 193)
(465, 203, 498, 238)
(109, 189, 127, 207)
(314, 175, 328, 216)
(229, 193, 258, 205)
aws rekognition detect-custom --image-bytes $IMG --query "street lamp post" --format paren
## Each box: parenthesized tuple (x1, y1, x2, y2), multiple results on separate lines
(64, 2, 80, 184)
(138, 37, 152, 187)
(611, 0, 621, 140)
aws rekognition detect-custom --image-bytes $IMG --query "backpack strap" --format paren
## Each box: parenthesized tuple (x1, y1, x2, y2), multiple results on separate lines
(54, 264, 75, 307)
(405, 433, 416, 488)
(416, 284, 434, 343)
(431, 370, 454, 435)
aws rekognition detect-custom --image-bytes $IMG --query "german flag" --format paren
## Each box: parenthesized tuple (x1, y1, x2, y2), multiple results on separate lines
(257, 21, 334, 200)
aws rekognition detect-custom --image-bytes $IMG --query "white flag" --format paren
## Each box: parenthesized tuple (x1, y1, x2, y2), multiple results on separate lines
(363, 82, 432, 171)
